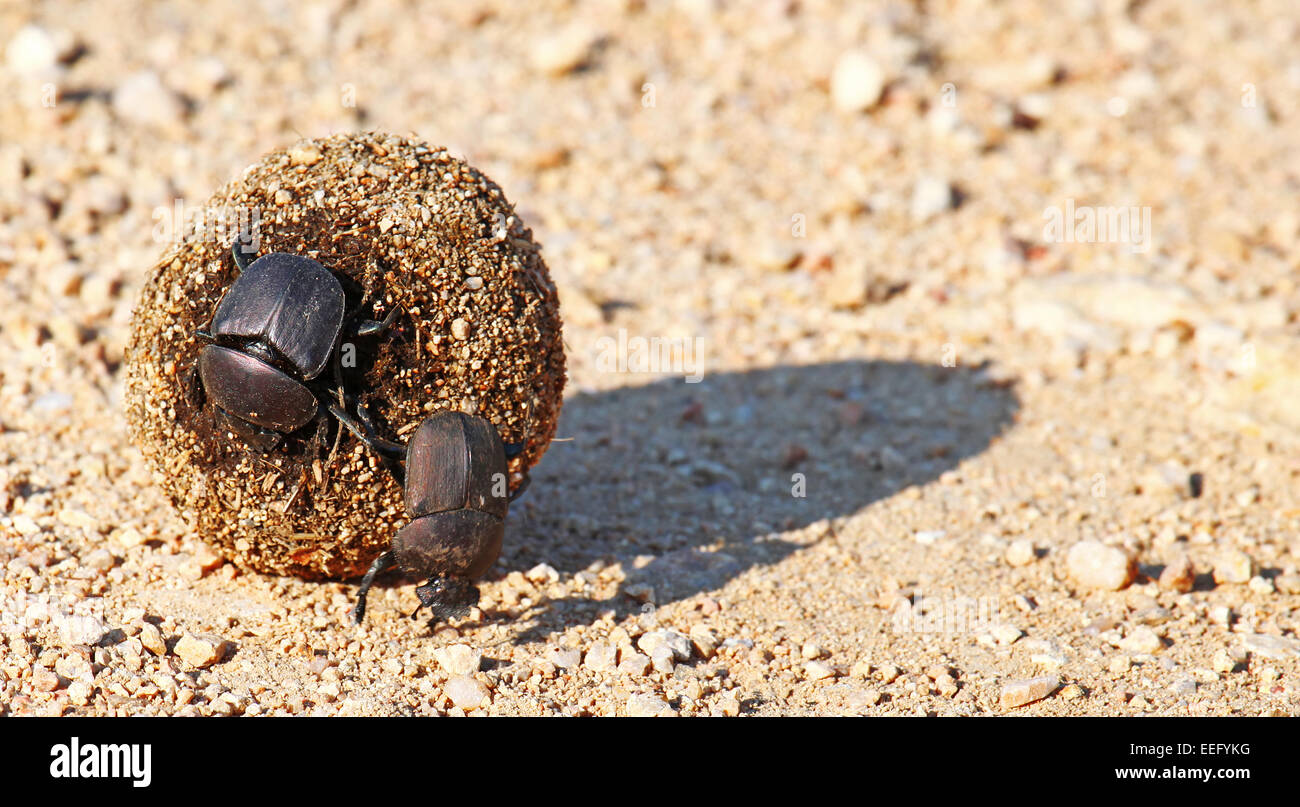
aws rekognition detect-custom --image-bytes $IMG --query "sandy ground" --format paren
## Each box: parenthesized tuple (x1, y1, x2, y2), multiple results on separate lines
(2, 0, 1299, 717)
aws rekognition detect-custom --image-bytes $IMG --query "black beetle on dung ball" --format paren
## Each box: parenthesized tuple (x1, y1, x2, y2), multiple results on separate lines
(196, 238, 396, 452)
(124, 133, 566, 589)
(336, 407, 530, 624)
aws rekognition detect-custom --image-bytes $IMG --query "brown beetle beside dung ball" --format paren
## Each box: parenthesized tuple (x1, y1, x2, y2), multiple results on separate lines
(124, 132, 566, 580)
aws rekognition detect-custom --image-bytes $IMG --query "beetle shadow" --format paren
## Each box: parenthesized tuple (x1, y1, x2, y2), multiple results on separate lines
(495, 358, 1019, 645)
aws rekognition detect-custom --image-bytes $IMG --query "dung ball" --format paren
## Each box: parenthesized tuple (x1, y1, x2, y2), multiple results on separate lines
(124, 132, 566, 579)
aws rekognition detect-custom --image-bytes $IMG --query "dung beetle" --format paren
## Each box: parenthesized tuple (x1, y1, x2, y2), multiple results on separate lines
(197, 237, 394, 450)
(335, 407, 529, 624)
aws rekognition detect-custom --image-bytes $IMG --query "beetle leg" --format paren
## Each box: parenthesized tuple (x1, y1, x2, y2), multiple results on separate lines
(503, 439, 527, 459)
(327, 403, 405, 457)
(352, 551, 395, 624)
(351, 306, 399, 338)
(327, 402, 407, 490)
(230, 233, 258, 272)
(509, 471, 531, 503)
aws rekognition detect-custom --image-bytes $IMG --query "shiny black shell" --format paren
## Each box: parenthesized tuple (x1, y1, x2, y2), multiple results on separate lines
(209, 252, 346, 380)
(392, 509, 505, 580)
(404, 411, 509, 519)
(198, 345, 318, 432)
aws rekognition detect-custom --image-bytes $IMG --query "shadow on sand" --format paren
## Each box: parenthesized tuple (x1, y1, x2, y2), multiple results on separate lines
(491, 358, 1019, 644)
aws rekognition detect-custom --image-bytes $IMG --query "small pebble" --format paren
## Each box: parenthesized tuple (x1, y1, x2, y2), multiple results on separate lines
(910, 176, 955, 222)
(991, 624, 1023, 645)
(637, 630, 693, 662)
(800, 642, 829, 660)
(5, 25, 59, 74)
(525, 563, 559, 583)
(649, 647, 675, 673)
(849, 688, 882, 708)
(287, 144, 322, 166)
(1247, 575, 1274, 595)
(445, 676, 489, 711)
(433, 644, 482, 676)
(1212, 650, 1238, 673)
(67, 680, 93, 706)
(532, 25, 599, 75)
(84, 548, 116, 571)
(139, 623, 166, 656)
(804, 661, 837, 681)
(688, 625, 718, 659)
(626, 693, 674, 717)
(618, 652, 652, 676)
(1005, 539, 1036, 567)
(1000, 675, 1060, 709)
(1119, 626, 1163, 655)
(584, 642, 618, 672)
(57, 615, 106, 647)
(1169, 678, 1197, 696)
(32, 667, 60, 692)
(1274, 574, 1300, 594)
(1066, 541, 1137, 591)
(1239, 633, 1300, 660)
(830, 49, 885, 113)
(174, 633, 227, 668)
(547, 647, 582, 669)
(111, 71, 184, 127)
(1213, 550, 1255, 585)
(450, 318, 471, 341)
(1158, 554, 1195, 592)
(934, 674, 959, 697)
(1134, 606, 1172, 625)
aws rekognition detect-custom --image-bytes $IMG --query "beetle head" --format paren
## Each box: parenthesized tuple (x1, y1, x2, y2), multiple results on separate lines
(412, 576, 480, 622)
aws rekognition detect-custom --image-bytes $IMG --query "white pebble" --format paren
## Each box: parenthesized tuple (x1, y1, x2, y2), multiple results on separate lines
(112, 71, 184, 127)
(1005, 539, 1036, 567)
(999, 675, 1060, 709)
(433, 644, 482, 676)
(1066, 541, 1136, 591)
(626, 693, 674, 717)
(830, 50, 885, 113)
(6, 25, 58, 74)
(445, 676, 489, 710)
(910, 176, 955, 222)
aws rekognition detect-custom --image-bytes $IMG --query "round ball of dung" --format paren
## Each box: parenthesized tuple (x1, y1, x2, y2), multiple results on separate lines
(124, 132, 566, 579)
